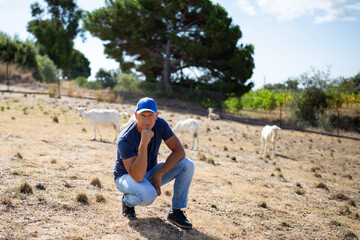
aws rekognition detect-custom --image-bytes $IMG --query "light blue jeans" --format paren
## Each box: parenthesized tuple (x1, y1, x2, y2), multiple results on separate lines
(114, 157, 194, 209)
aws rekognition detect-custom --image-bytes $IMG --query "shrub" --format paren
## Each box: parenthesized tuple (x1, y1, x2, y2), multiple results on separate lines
(291, 87, 330, 127)
(114, 73, 141, 92)
(35, 55, 57, 83)
(86, 81, 102, 90)
(75, 76, 88, 87)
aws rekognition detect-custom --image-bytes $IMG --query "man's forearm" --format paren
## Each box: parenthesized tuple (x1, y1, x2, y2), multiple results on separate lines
(156, 149, 185, 176)
(129, 143, 148, 182)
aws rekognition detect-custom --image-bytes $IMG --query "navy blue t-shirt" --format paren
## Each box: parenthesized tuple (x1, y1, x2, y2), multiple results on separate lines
(113, 116, 174, 180)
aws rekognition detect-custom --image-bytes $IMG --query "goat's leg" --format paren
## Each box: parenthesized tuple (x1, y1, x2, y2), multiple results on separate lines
(191, 134, 194, 150)
(273, 142, 276, 156)
(265, 141, 269, 154)
(92, 123, 97, 141)
(196, 135, 199, 150)
(96, 125, 103, 141)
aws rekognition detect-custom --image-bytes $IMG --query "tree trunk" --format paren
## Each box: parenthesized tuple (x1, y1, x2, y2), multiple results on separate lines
(6, 63, 9, 91)
(337, 108, 340, 137)
(57, 77, 61, 98)
(162, 38, 173, 96)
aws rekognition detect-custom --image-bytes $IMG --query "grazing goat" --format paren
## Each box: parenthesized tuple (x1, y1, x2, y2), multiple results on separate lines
(173, 118, 200, 150)
(208, 108, 220, 120)
(77, 107, 127, 141)
(260, 125, 281, 156)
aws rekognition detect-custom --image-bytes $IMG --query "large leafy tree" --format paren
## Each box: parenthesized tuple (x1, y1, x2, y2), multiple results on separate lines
(63, 50, 91, 80)
(27, 0, 87, 78)
(83, 0, 254, 96)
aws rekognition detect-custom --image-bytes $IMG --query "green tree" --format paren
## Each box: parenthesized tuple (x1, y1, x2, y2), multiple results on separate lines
(95, 68, 118, 89)
(63, 49, 91, 80)
(83, 0, 254, 96)
(27, 0, 84, 75)
(0, 33, 37, 90)
(263, 83, 285, 90)
(337, 73, 360, 94)
(284, 79, 299, 90)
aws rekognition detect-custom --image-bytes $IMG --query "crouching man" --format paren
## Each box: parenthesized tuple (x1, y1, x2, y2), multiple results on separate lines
(113, 97, 194, 229)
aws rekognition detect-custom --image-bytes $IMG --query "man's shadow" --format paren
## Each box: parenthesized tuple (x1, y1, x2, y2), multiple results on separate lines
(128, 217, 218, 240)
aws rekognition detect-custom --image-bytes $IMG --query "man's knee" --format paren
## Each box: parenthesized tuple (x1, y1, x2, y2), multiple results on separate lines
(138, 188, 157, 206)
(181, 157, 195, 175)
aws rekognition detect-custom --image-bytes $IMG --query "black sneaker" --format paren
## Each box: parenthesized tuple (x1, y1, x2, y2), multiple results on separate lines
(122, 195, 136, 219)
(167, 208, 192, 229)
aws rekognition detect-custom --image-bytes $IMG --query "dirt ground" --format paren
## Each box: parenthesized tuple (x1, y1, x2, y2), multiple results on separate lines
(1, 85, 360, 240)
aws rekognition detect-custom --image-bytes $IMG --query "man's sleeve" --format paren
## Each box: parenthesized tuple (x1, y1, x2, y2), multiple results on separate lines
(118, 139, 136, 160)
(162, 119, 174, 141)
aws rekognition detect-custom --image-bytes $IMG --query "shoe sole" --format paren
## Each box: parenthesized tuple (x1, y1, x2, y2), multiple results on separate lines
(123, 213, 136, 220)
(167, 218, 192, 229)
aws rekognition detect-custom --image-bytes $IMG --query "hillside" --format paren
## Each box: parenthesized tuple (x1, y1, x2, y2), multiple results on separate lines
(1, 86, 359, 240)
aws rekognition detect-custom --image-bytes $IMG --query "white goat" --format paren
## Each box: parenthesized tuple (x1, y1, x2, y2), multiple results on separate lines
(120, 114, 136, 131)
(208, 108, 220, 120)
(260, 125, 281, 156)
(77, 107, 127, 141)
(173, 118, 200, 150)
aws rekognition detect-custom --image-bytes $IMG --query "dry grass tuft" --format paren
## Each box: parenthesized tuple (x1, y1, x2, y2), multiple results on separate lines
(315, 182, 329, 191)
(295, 188, 305, 195)
(344, 174, 353, 180)
(52, 116, 59, 123)
(107, 92, 116, 103)
(331, 192, 349, 201)
(1, 196, 13, 207)
(206, 156, 215, 165)
(348, 200, 356, 207)
(116, 96, 123, 103)
(314, 173, 322, 178)
(258, 201, 267, 208)
(48, 84, 58, 98)
(95, 194, 106, 203)
(35, 183, 46, 190)
(340, 206, 352, 215)
(76, 193, 89, 205)
(90, 178, 102, 188)
(19, 182, 33, 194)
(274, 166, 281, 172)
(197, 152, 206, 161)
(343, 231, 358, 239)
(330, 219, 341, 226)
(14, 152, 23, 159)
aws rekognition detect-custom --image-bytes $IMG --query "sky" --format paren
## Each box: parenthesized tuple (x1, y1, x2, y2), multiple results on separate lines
(0, 0, 359, 89)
